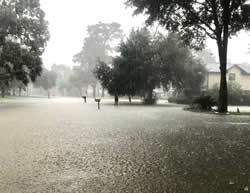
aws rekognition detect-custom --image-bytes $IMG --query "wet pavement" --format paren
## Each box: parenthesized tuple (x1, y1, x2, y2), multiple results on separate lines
(0, 97, 249, 193)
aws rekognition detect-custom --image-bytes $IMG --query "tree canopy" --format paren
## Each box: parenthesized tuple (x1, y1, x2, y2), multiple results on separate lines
(68, 66, 89, 96)
(95, 28, 206, 104)
(126, 0, 250, 112)
(34, 68, 57, 91)
(155, 33, 206, 96)
(0, 0, 49, 87)
(73, 22, 124, 96)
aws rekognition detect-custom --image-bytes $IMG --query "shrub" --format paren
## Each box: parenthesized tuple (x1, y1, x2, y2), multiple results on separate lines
(206, 82, 250, 106)
(168, 95, 194, 104)
(143, 97, 157, 104)
(193, 95, 217, 111)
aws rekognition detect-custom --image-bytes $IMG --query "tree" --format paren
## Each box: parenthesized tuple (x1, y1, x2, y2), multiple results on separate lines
(155, 33, 206, 97)
(95, 61, 125, 103)
(73, 22, 124, 97)
(96, 29, 206, 104)
(51, 64, 72, 96)
(10, 78, 26, 96)
(68, 66, 89, 96)
(208, 81, 245, 105)
(118, 28, 160, 103)
(95, 28, 160, 104)
(34, 68, 57, 98)
(126, 0, 250, 112)
(0, 0, 49, 94)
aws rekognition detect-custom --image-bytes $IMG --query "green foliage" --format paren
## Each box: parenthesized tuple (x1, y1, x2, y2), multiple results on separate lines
(126, 0, 250, 49)
(95, 29, 206, 104)
(94, 61, 112, 90)
(73, 22, 124, 88)
(0, 0, 49, 86)
(155, 33, 206, 97)
(95, 28, 160, 103)
(0, 41, 42, 85)
(143, 94, 157, 105)
(68, 66, 88, 92)
(51, 64, 72, 96)
(34, 68, 57, 91)
(126, 0, 250, 112)
(95, 60, 125, 97)
(118, 28, 159, 98)
(193, 95, 217, 111)
(168, 95, 194, 105)
(207, 82, 250, 105)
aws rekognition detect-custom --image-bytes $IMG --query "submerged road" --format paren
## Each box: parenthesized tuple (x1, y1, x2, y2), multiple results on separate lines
(0, 97, 249, 193)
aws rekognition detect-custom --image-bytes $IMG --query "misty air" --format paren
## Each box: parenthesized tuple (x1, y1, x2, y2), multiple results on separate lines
(0, 0, 250, 192)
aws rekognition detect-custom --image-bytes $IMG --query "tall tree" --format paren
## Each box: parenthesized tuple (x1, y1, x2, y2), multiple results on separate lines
(126, 0, 250, 112)
(34, 68, 57, 98)
(155, 33, 206, 97)
(96, 29, 206, 104)
(0, 0, 49, 92)
(68, 66, 89, 96)
(73, 22, 123, 97)
(118, 28, 160, 103)
(95, 60, 125, 102)
(51, 64, 72, 96)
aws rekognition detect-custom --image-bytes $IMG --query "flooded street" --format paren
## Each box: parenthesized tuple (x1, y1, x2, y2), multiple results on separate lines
(0, 98, 250, 193)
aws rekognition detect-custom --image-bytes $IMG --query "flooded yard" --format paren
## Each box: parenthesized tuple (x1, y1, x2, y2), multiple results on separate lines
(0, 98, 249, 193)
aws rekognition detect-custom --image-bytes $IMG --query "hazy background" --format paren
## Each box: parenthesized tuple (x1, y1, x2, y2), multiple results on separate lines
(40, 0, 250, 69)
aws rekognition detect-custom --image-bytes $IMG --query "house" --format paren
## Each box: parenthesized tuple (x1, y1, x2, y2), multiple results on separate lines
(206, 63, 250, 94)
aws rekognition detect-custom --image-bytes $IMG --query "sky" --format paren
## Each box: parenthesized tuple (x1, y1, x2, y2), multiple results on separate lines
(40, 0, 250, 69)
(40, 0, 146, 69)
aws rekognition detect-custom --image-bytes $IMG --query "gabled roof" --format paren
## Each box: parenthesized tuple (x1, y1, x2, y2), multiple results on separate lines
(207, 63, 250, 74)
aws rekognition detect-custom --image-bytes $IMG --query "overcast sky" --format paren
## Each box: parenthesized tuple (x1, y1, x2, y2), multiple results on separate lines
(40, 0, 250, 69)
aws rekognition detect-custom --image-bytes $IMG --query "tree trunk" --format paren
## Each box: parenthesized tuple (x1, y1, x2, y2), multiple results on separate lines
(92, 85, 96, 98)
(129, 96, 132, 103)
(1, 87, 5, 98)
(102, 87, 105, 97)
(217, 35, 229, 112)
(26, 87, 29, 96)
(148, 90, 153, 102)
(218, 66, 228, 112)
(114, 95, 119, 105)
(215, 3, 230, 113)
(12, 87, 16, 96)
(145, 89, 154, 104)
(18, 87, 22, 96)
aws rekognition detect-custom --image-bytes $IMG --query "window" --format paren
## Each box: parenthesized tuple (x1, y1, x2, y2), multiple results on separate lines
(229, 73, 236, 81)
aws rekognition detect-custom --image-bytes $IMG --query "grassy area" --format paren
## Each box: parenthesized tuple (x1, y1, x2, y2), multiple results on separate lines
(0, 96, 16, 100)
(184, 107, 250, 116)
(229, 112, 250, 116)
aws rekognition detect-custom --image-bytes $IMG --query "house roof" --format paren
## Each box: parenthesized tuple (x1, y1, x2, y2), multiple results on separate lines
(207, 63, 250, 74)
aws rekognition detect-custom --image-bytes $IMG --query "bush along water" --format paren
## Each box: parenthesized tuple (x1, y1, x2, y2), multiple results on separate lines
(190, 95, 217, 111)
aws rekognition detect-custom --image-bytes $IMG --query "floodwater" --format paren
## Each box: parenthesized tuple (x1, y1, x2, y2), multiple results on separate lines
(0, 97, 249, 193)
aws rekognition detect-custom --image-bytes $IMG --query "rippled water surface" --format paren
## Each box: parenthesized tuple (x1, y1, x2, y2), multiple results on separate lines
(0, 98, 249, 193)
